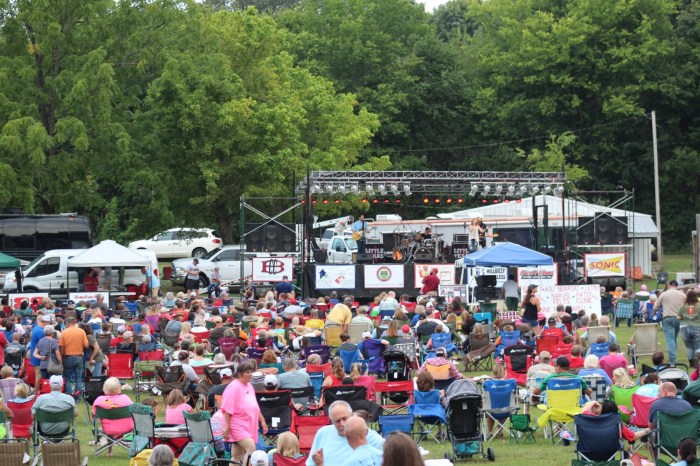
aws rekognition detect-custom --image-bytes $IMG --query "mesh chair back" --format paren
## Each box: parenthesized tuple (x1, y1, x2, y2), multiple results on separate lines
(580, 375, 607, 402)
(586, 327, 611, 343)
(96, 334, 112, 355)
(338, 350, 360, 373)
(482, 378, 518, 420)
(633, 324, 658, 358)
(348, 323, 368, 344)
(95, 406, 132, 421)
(107, 353, 134, 379)
(7, 399, 33, 438)
(130, 403, 155, 437)
(392, 342, 418, 363)
(630, 394, 656, 428)
(84, 375, 108, 405)
(273, 453, 308, 466)
(303, 345, 332, 364)
(323, 326, 343, 347)
(574, 412, 622, 462)
(40, 439, 84, 466)
(0, 379, 17, 403)
(0, 439, 28, 466)
(184, 410, 214, 444)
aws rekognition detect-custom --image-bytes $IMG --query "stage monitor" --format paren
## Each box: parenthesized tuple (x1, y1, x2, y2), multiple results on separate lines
(475, 275, 497, 288)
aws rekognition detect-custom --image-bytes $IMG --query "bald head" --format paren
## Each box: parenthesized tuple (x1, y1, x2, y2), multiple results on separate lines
(345, 416, 369, 448)
(659, 382, 678, 398)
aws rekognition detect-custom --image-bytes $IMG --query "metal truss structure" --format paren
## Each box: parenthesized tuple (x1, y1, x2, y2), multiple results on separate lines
(297, 171, 568, 197)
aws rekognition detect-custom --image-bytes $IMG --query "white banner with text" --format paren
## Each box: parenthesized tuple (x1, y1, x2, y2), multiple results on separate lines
(414, 264, 456, 288)
(315, 265, 356, 289)
(252, 257, 295, 282)
(364, 264, 405, 289)
(521, 284, 601, 318)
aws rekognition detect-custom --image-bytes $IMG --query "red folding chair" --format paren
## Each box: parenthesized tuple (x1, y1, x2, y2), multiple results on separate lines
(273, 454, 308, 466)
(291, 415, 330, 454)
(536, 335, 560, 355)
(373, 380, 415, 414)
(193, 365, 206, 377)
(306, 363, 331, 379)
(107, 353, 134, 380)
(22, 357, 36, 387)
(541, 327, 565, 341)
(39, 378, 65, 394)
(629, 393, 656, 428)
(192, 331, 210, 344)
(504, 344, 535, 386)
(7, 399, 34, 439)
(551, 342, 574, 361)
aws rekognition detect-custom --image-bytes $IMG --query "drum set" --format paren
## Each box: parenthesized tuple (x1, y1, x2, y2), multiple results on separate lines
(391, 232, 447, 263)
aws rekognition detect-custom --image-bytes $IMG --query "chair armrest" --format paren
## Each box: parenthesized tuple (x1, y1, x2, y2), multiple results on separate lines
(617, 405, 631, 416)
(82, 456, 89, 466)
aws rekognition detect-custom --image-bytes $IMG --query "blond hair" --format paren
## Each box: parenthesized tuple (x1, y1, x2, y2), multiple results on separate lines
(166, 389, 187, 407)
(276, 431, 300, 457)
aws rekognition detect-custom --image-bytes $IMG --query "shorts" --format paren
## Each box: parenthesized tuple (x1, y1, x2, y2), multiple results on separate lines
(185, 278, 200, 290)
(522, 317, 539, 327)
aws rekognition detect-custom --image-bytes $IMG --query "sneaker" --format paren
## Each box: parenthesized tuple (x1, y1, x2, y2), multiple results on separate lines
(121, 384, 133, 391)
(418, 447, 429, 456)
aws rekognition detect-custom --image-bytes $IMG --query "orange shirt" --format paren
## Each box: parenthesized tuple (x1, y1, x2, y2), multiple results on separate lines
(59, 326, 89, 356)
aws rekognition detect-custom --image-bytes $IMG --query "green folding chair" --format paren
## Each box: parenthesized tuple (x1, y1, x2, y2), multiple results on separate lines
(653, 409, 700, 461)
(509, 414, 537, 444)
(129, 403, 155, 458)
(93, 406, 133, 457)
(609, 385, 638, 423)
(133, 360, 164, 402)
(179, 411, 219, 466)
(31, 407, 77, 459)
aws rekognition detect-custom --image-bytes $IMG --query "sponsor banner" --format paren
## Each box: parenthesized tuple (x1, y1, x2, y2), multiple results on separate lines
(252, 257, 294, 282)
(521, 284, 601, 318)
(9, 293, 49, 309)
(69, 292, 109, 303)
(439, 285, 468, 301)
(463, 267, 508, 287)
(364, 244, 386, 261)
(315, 265, 356, 289)
(585, 253, 626, 278)
(414, 264, 456, 288)
(452, 244, 470, 257)
(517, 264, 558, 287)
(364, 264, 404, 289)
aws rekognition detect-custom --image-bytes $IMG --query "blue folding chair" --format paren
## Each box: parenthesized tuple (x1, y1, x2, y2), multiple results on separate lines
(338, 349, 361, 374)
(246, 347, 266, 362)
(496, 330, 521, 357)
(378, 414, 415, 438)
(409, 389, 447, 444)
(428, 332, 458, 356)
(474, 312, 493, 325)
(361, 339, 386, 374)
(482, 378, 519, 441)
(308, 372, 324, 400)
(574, 413, 623, 462)
(587, 342, 611, 359)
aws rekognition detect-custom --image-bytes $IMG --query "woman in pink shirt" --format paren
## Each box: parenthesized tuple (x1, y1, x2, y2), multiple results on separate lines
(164, 389, 192, 425)
(221, 361, 268, 465)
(92, 377, 134, 457)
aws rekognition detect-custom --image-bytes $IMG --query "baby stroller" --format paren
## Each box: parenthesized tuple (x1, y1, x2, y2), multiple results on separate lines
(383, 350, 411, 382)
(658, 364, 691, 391)
(444, 379, 495, 462)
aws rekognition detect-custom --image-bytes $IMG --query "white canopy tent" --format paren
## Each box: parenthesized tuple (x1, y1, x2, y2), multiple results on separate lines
(67, 240, 151, 268)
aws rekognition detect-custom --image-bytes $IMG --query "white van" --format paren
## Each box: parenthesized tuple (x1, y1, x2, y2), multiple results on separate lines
(2, 248, 158, 293)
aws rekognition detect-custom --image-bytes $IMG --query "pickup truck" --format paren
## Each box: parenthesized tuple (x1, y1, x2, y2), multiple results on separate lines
(319, 232, 358, 264)
(171, 245, 252, 289)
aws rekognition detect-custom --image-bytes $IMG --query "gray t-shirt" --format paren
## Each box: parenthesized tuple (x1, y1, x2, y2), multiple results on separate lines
(32, 391, 76, 435)
(278, 369, 312, 405)
(502, 280, 520, 299)
(36, 337, 59, 369)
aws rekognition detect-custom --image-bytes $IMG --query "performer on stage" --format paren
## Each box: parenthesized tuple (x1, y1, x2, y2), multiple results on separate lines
(478, 217, 489, 249)
(352, 214, 368, 255)
(421, 227, 432, 241)
(468, 218, 483, 253)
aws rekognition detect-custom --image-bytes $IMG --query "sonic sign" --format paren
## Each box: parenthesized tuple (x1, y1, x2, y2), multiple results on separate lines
(584, 253, 626, 278)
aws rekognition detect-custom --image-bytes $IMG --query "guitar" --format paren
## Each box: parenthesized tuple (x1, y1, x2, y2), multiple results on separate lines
(352, 223, 371, 241)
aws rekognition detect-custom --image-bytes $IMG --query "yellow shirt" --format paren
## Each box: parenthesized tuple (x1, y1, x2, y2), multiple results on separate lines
(326, 305, 352, 325)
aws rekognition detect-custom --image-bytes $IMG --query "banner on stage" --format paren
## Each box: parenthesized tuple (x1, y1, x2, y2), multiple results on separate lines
(414, 264, 456, 288)
(517, 264, 558, 287)
(364, 264, 404, 289)
(523, 284, 601, 317)
(315, 265, 356, 289)
(585, 253, 626, 278)
(439, 285, 468, 301)
(69, 292, 110, 303)
(252, 257, 294, 282)
(9, 293, 49, 309)
(463, 267, 508, 287)
(364, 244, 385, 261)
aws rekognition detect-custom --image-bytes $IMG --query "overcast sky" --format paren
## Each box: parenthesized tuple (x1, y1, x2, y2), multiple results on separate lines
(419, 0, 448, 12)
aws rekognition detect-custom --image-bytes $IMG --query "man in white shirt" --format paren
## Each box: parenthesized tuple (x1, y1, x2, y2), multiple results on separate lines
(501, 274, 520, 312)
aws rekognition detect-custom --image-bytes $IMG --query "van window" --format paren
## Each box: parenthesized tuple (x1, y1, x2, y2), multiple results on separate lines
(218, 250, 239, 261)
(30, 257, 60, 277)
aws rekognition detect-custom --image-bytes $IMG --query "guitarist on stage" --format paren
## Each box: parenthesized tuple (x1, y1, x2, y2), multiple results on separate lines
(352, 213, 368, 254)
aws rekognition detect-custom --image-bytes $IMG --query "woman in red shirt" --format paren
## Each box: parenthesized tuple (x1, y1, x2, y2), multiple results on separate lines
(83, 269, 99, 292)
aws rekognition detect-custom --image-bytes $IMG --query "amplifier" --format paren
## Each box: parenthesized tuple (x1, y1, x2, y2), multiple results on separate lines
(474, 286, 498, 301)
(454, 234, 470, 243)
(353, 253, 374, 264)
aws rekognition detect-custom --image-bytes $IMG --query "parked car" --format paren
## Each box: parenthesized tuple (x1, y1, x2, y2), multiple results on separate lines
(171, 245, 252, 289)
(129, 228, 222, 259)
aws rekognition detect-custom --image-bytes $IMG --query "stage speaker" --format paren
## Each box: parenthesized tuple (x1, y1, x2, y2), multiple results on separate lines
(313, 249, 327, 264)
(454, 234, 470, 243)
(414, 251, 433, 263)
(578, 217, 595, 245)
(246, 223, 296, 252)
(587, 276, 626, 291)
(474, 286, 498, 301)
(475, 275, 497, 287)
(354, 253, 374, 264)
(595, 215, 613, 245)
(612, 216, 629, 245)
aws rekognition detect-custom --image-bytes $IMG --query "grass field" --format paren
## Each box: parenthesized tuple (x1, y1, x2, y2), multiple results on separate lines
(64, 255, 693, 464)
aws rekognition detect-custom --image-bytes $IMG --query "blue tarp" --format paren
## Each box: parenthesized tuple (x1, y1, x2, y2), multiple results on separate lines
(462, 242, 554, 267)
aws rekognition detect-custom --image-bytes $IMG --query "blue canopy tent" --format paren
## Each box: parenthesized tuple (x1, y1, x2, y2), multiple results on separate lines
(462, 242, 554, 267)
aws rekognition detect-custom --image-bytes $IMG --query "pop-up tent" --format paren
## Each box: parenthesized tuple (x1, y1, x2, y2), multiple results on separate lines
(0, 252, 20, 269)
(462, 241, 554, 267)
(67, 240, 150, 268)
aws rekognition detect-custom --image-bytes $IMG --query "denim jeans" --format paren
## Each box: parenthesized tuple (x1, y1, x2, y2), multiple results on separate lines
(63, 355, 84, 395)
(91, 361, 103, 378)
(207, 283, 221, 298)
(681, 326, 700, 361)
(662, 317, 681, 364)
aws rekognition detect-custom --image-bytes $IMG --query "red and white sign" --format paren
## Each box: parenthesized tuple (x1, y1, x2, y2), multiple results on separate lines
(252, 257, 294, 282)
(585, 253, 626, 278)
(523, 284, 601, 318)
(517, 264, 558, 287)
(414, 264, 456, 288)
(69, 292, 109, 303)
(364, 264, 404, 289)
(8, 293, 49, 309)
(315, 265, 356, 289)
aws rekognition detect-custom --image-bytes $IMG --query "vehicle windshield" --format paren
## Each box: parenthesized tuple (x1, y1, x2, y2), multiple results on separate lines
(22, 253, 46, 271)
(200, 249, 221, 260)
(345, 238, 358, 250)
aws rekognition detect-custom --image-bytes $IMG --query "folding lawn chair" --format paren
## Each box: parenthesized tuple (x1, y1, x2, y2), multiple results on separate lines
(374, 380, 414, 415)
(246, 347, 266, 363)
(464, 334, 495, 372)
(323, 326, 343, 347)
(8, 399, 34, 440)
(179, 411, 219, 466)
(161, 330, 179, 348)
(574, 412, 624, 463)
(32, 407, 78, 459)
(378, 414, 415, 438)
(0, 439, 29, 466)
(585, 327, 611, 344)
(107, 353, 134, 382)
(256, 390, 294, 446)
(338, 349, 361, 374)
(129, 403, 155, 458)
(154, 365, 188, 399)
(424, 362, 456, 391)
(614, 300, 635, 327)
(536, 377, 583, 444)
(630, 323, 658, 367)
(503, 344, 534, 386)
(92, 406, 133, 457)
(495, 330, 521, 357)
(361, 339, 386, 374)
(428, 332, 458, 356)
(291, 415, 329, 454)
(536, 335, 560, 356)
(409, 389, 446, 444)
(33, 439, 88, 466)
(610, 385, 638, 424)
(0, 378, 18, 403)
(392, 342, 419, 369)
(302, 345, 332, 364)
(308, 372, 325, 401)
(587, 341, 611, 359)
(580, 374, 607, 403)
(508, 414, 537, 444)
(272, 453, 308, 466)
(653, 409, 700, 462)
(322, 386, 381, 421)
(217, 337, 241, 361)
(348, 323, 368, 344)
(482, 378, 519, 441)
(682, 379, 700, 408)
(133, 360, 164, 402)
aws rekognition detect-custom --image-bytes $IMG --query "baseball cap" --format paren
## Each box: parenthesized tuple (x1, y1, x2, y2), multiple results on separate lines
(432, 267, 439, 273)
(117, 325, 126, 333)
(123, 331, 133, 339)
(41, 315, 52, 322)
(190, 292, 197, 297)
(362, 331, 372, 339)
(250, 450, 269, 466)
(641, 284, 648, 291)
(401, 324, 411, 334)
(547, 317, 556, 324)
(49, 375, 63, 387)
(539, 351, 551, 362)
(220, 368, 233, 378)
(435, 347, 447, 356)
(263, 374, 278, 389)
(382, 316, 392, 322)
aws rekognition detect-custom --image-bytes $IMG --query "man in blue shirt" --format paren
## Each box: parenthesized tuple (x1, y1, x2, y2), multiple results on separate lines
(351, 214, 368, 255)
(141, 266, 160, 298)
(275, 276, 294, 299)
(307, 400, 383, 466)
(29, 315, 51, 391)
(339, 416, 382, 466)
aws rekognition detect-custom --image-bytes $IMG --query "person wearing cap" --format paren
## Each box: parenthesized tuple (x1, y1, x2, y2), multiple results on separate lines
(542, 315, 568, 337)
(263, 374, 279, 392)
(526, 351, 556, 380)
(165, 310, 185, 334)
(207, 367, 234, 408)
(116, 330, 138, 358)
(59, 317, 88, 396)
(110, 325, 127, 348)
(653, 280, 686, 364)
(417, 347, 463, 380)
(32, 375, 76, 435)
(421, 268, 441, 296)
(250, 450, 269, 466)
(531, 356, 592, 404)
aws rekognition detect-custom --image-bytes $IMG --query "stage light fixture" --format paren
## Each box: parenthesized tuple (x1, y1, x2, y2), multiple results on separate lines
(457, 197, 464, 203)
(384, 198, 390, 204)
(482, 185, 491, 195)
(350, 183, 359, 194)
(531, 185, 540, 194)
(390, 184, 399, 195)
(434, 198, 441, 204)
(493, 199, 500, 204)
(446, 197, 453, 204)
(301, 199, 306, 204)
(495, 184, 503, 194)
(394, 199, 401, 204)
(378, 184, 387, 195)
(361, 198, 368, 203)
(333, 198, 341, 204)
(516, 198, 522, 203)
(504, 199, 510, 203)
(423, 198, 429, 204)
(507, 185, 515, 195)
(322, 198, 329, 204)
(403, 183, 412, 196)
(520, 185, 528, 195)
(366, 184, 374, 196)
(481, 199, 488, 204)
(312, 198, 318, 204)
(544, 185, 553, 194)
(469, 184, 479, 196)
(372, 198, 380, 204)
